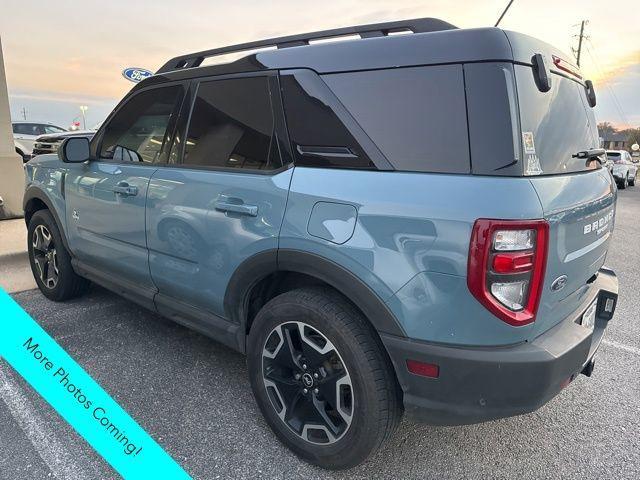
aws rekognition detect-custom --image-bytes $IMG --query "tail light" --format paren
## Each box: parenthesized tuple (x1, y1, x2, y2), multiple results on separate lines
(467, 219, 549, 326)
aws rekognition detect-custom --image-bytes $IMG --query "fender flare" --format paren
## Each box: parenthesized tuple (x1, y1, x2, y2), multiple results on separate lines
(224, 249, 407, 345)
(23, 185, 71, 252)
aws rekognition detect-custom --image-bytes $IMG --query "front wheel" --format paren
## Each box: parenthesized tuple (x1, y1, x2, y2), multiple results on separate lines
(27, 210, 90, 301)
(247, 287, 402, 469)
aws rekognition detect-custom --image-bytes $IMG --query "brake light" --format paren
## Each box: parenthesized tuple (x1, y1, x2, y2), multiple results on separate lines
(552, 55, 582, 80)
(468, 219, 549, 326)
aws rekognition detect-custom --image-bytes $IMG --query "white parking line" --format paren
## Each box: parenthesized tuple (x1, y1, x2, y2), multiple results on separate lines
(602, 339, 640, 356)
(0, 362, 96, 479)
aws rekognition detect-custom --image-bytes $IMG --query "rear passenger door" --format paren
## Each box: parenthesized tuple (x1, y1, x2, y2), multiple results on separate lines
(146, 73, 293, 326)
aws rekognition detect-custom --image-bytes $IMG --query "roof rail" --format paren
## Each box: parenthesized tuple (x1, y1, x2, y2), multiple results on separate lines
(156, 17, 457, 74)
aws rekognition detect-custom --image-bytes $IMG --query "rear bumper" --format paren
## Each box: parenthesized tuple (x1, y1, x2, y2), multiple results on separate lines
(382, 267, 618, 425)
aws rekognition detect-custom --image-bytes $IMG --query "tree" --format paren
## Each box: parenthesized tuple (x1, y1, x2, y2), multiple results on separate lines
(597, 121, 616, 138)
(618, 128, 640, 149)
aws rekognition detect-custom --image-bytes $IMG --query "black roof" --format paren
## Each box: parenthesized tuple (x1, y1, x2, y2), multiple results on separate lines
(139, 17, 578, 88)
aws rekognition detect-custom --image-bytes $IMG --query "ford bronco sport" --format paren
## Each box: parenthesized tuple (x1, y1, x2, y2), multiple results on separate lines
(23, 18, 619, 469)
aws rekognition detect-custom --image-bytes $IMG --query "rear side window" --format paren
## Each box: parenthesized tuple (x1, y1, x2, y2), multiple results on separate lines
(280, 73, 375, 169)
(322, 65, 470, 173)
(515, 65, 599, 175)
(100, 85, 183, 163)
(182, 76, 277, 170)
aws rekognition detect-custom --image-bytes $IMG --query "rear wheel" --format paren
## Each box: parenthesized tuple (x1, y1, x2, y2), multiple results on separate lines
(629, 171, 636, 186)
(247, 287, 401, 469)
(619, 174, 628, 189)
(27, 210, 90, 301)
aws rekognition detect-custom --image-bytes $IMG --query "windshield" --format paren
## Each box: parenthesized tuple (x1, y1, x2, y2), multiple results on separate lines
(515, 65, 599, 175)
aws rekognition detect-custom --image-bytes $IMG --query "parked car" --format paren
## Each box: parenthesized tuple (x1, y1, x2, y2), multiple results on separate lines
(607, 150, 638, 189)
(32, 127, 98, 157)
(23, 18, 619, 469)
(13, 121, 67, 162)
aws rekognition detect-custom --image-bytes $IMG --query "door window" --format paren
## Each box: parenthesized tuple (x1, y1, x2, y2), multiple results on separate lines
(182, 77, 278, 170)
(100, 85, 183, 163)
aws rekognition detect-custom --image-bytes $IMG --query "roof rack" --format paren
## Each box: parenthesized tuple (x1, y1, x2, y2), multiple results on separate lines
(156, 17, 457, 74)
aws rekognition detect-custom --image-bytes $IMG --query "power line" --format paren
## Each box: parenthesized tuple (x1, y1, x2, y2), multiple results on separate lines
(571, 20, 588, 67)
(495, 0, 515, 27)
(584, 41, 631, 127)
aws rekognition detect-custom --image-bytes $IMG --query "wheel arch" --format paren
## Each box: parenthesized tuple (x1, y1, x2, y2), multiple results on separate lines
(225, 249, 407, 353)
(23, 186, 71, 252)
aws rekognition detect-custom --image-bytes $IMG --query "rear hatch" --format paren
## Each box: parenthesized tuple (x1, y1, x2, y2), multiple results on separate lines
(512, 56, 616, 338)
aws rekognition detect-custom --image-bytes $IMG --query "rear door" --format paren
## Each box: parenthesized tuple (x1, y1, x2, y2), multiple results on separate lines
(65, 83, 185, 300)
(512, 62, 617, 337)
(146, 73, 293, 322)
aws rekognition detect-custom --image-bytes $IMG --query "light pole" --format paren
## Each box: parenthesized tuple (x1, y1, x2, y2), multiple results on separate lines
(79, 105, 88, 130)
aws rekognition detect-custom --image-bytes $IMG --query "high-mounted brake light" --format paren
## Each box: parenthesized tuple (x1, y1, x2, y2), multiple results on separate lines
(468, 219, 549, 326)
(552, 55, 582, 80)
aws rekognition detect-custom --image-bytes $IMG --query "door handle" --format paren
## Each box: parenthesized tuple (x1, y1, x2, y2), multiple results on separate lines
(215, 201, 258, 217)
(113, 183, 138, 196)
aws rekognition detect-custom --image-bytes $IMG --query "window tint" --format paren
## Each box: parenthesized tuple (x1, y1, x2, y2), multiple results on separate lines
(100, 85, 182, 163)
(322, 65, 470, 173)
(13, 123, 45, 136)
(183, 77, 277, 170)
(280, 74, 375, 169)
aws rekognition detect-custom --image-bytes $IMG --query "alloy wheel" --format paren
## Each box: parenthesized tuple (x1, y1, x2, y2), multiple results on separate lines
(32, 224, 59, 289)
(262, 321, 354, 445)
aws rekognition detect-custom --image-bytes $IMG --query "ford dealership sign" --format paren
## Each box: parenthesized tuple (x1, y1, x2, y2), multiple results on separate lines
(122, 67, 154, 83)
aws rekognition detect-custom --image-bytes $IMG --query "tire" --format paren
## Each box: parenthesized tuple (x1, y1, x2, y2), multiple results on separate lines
(247, 287, 402, 469)
(619, 175, 628, 189)
(27, 209, 90, 301)
(629, 172, 636, 186)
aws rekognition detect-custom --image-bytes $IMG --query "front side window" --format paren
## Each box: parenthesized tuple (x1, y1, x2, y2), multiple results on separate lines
(13, 123, 45, 136)
(182, 76, 276, 170)
(100, 85, 183, 163)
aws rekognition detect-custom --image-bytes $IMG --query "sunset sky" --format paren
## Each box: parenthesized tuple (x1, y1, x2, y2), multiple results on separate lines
(1, 0, 638, 130)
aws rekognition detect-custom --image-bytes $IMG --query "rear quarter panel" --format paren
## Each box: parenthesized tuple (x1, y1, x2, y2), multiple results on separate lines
(280, 167, 545, 346)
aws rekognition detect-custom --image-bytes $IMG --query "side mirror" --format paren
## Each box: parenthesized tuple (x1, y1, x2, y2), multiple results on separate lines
(585, 80, 597, 107)
(59, 137, 90, 163)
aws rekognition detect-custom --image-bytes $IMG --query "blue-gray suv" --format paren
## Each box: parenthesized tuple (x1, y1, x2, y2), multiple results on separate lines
(23, 18, 620, 469)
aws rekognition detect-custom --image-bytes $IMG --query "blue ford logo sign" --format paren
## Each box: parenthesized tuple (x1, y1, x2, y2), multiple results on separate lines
(122, 67, 154, 83)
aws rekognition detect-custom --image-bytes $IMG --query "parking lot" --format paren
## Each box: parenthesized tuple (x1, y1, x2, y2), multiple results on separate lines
(1, 188, 639, 480)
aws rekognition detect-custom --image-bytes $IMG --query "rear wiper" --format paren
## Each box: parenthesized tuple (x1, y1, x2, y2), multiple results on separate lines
(572, 148, 605, 160)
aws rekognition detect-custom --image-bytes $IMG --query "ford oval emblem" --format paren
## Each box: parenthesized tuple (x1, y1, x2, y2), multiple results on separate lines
(551, 275, 568, 292)
(122, 67, 154, 83)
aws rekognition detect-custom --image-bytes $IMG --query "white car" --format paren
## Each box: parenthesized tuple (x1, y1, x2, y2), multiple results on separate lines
(607, 150, 638, 189)
(13, 121, 67, 162)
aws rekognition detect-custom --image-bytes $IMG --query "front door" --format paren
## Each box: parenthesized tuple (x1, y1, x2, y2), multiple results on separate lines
(65, 84, 185, 296)
(146, 74, 292, 319)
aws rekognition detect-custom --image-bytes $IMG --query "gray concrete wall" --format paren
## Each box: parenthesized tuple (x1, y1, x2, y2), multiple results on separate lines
(0, 35, 25, 219)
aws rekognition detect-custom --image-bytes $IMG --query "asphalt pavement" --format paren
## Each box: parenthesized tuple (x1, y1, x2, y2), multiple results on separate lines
(1, 189, 639, 480)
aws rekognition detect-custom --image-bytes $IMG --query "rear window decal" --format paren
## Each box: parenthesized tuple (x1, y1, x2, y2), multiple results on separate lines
(525, 154, 543, 176)
(522, 131, 536, 154)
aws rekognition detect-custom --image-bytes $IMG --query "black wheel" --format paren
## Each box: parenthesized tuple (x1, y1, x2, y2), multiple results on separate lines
(247, 287, 401, 469)
(629, 172, 636, 186)
(27, 210, 90, 301)
(619, 175, 628, 189)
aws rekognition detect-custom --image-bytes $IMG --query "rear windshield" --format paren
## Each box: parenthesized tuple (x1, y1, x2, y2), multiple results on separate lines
(515, 65, 599, 175)
(606, 152, 623, 163)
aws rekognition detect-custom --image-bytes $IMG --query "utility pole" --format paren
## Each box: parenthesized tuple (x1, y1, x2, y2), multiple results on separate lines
(573, 20, 588, 67)
(21, 107, 26, 120)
